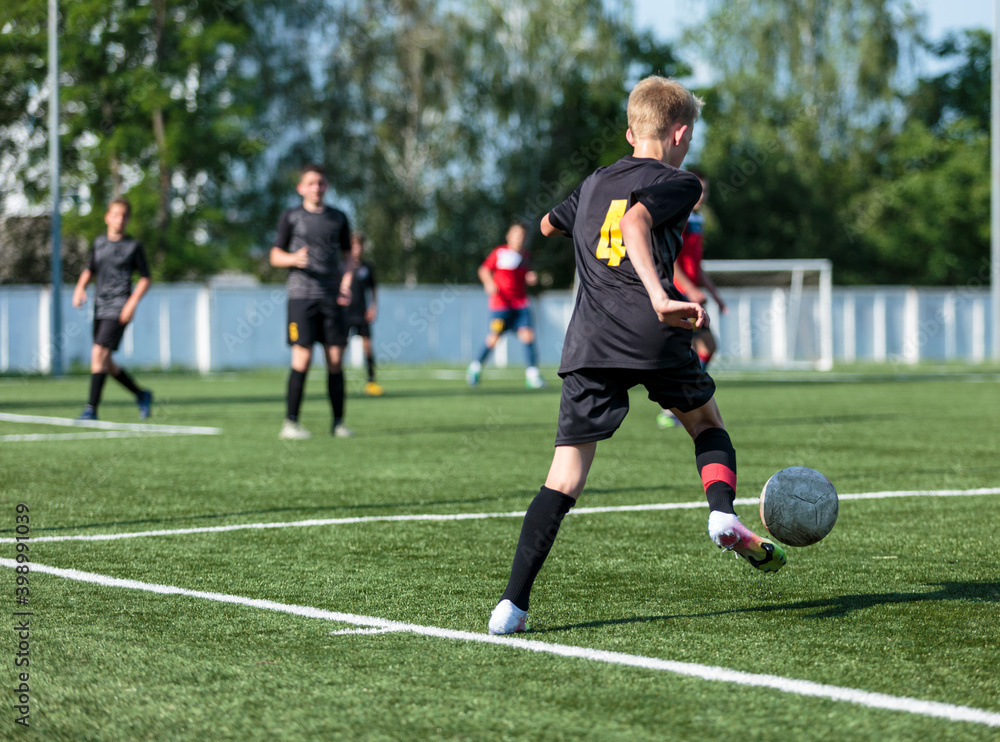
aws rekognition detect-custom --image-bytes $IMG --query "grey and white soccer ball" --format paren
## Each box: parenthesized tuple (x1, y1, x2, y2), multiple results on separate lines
(759, 467, 838, 547)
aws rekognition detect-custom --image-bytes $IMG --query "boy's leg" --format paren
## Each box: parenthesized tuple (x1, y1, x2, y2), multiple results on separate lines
(468, 314, 505, 385)
(106, 357, 153, 420)
(693, 330, 717, 370)
(81, 344, 112, 418)
(517, 323, 543, 388)
(362, 336, 376, 382)
(675, 401, 785, 572)
(490, 443, 596, 635)
(286, 344, 312, 422)
(361, 334, 384, 396)
(324, 343, 351, 436)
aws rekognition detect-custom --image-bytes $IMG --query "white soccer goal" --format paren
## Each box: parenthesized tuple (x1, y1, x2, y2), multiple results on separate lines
(700, 259, 833, 371)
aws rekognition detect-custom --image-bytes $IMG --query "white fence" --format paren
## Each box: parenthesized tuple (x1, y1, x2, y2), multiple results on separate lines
(0, 282, 993, 373)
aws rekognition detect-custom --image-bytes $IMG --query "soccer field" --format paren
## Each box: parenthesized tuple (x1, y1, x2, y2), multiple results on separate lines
(1, 368, 999, 741)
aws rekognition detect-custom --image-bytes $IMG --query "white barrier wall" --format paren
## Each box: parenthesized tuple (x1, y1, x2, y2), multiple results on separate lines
(0, 283, 993, 373)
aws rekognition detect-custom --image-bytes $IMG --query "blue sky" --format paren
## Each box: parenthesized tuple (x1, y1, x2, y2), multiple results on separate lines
(633, 0, 994, 83)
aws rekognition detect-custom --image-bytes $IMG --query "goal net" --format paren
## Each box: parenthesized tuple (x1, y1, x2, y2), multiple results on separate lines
(700, 259, 833, 371)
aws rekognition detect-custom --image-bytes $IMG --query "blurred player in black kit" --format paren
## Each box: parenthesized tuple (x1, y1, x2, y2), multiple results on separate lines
(72, 198, 154, 421)
(270, 164, 354, 439)
(344, 232, 383, 397)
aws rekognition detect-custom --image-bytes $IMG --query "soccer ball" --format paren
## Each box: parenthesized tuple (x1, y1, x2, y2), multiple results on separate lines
(758, 467, 838, 547)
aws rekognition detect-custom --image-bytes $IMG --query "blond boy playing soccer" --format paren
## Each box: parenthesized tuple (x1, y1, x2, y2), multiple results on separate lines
(489, 76, 785, 635)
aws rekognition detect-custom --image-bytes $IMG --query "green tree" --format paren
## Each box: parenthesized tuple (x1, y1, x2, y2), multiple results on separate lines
(319, 0, 684, 287)
(0, 0, 312, 280)
(688, 0, 921, 277)
(842, 28, 990, 284)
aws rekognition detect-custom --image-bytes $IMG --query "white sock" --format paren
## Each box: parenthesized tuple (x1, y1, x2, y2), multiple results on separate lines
(708, 511, 741, 546)
(526, 365, 540, 379)
(469, 360, 481, 372)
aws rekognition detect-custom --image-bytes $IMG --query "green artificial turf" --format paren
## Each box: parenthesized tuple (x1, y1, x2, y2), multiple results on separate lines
(0, 367, 998, 741)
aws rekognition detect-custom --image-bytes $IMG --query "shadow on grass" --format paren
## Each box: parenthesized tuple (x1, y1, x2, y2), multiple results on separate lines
(537, 581, 1000, 633)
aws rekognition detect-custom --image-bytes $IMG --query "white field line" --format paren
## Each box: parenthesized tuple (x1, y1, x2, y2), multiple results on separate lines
(3, 488, 999, 545)
(0, 431, 215, 442)
(0, 412, 221, 436)
(1, 558, 997, 729)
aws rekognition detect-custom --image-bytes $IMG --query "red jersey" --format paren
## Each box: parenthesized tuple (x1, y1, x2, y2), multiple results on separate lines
(673, 210, 704, 292)
(481, 245, 531, 311)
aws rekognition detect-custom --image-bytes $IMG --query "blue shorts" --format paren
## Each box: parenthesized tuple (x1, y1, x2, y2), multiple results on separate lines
(488, 307, 533, 336)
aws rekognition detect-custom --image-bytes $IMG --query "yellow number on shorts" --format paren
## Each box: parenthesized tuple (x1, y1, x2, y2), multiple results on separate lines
(596, 199, 628, 267)
(289, 322, 299, 342)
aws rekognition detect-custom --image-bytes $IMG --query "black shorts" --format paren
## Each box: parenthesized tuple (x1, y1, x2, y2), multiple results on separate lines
(346, 317, 371, 339)
(287, 298, 347, 347)
(93, 318, 127, 351)
(554, 354, 716, 446)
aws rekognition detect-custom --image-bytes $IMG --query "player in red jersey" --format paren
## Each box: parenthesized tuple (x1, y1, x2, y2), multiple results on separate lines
(466, 222, 545, 389)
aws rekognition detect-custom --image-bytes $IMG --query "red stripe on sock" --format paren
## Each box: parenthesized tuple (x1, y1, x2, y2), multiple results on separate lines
(701, 463, 736, 491)
(697, 351, 713, 365)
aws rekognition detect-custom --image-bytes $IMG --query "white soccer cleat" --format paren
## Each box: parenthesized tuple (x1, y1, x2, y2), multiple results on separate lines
(466, 361, 481, 386)
(332, 423, 355, 438)
(279, 419, 312, 440)
(525, 366, 546, 389)
(488, 599, 529, 635)
(708, 511, 786, 573)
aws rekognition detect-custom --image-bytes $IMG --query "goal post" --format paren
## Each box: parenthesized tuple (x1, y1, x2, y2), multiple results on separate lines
(700, 259, 834, 371)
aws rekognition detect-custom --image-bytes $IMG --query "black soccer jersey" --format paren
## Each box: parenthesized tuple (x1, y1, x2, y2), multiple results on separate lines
(87, 235, 150, 320)
(274, 206, 351, 299)
(548, 156, 702, 373)
(346, 260, 376, 319)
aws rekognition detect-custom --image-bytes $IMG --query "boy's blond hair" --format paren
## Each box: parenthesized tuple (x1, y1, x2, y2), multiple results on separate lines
(627, 76, 704, 140)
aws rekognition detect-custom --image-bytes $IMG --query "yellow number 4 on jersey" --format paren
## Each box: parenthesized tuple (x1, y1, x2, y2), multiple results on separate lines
(596, 199, 628, 267)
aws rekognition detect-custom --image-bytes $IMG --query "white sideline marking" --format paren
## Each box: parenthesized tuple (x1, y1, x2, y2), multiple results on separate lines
(2, 558, 997, 729)
(4, 487, 998, 545)
(0, 431, 214, 442)
(0, 412, 221, 437)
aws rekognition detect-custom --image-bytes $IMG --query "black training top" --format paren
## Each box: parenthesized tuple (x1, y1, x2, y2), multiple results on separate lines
(548, 156, 702, 373)
(87, 235, 150, 320)
(274, 206, 351, 300)
(346, 260, 376, 318)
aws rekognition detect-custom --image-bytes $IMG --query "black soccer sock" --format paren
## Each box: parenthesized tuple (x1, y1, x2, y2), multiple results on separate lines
(112, 368, 142, 397)
(499, 486, 576, 611)
(286, 369, 307, 422)
(328, 370, 345, 423)
(365, 354, 376, 382)
(476, 344, 491, 365)
(88, 373, 108, 410)
(695, 427, 737, 514)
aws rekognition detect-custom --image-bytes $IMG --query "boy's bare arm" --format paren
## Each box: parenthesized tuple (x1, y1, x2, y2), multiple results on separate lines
(477, 265, 496, 295)
(72, 269, 93, 308)
(698, 266, 727, 313)
(270, 246, 309, 269)
(119, 276, 151, 324)
(619, 203, 707, 330)
(540, 214, 561, 237)
(338, 267, 353, 306)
